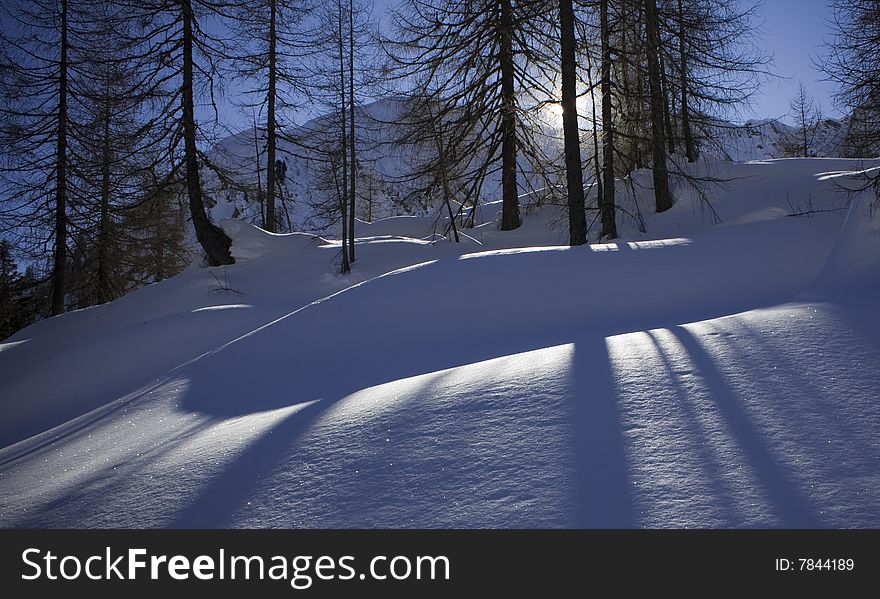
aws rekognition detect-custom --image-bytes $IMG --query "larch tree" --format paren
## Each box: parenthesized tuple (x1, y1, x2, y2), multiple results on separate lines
(674, 0, 696, 162)
(599, 0, 618, 238)
(119, 0, 236, 267)
(820, 0, 880, 158)
(69, 3, 166, 306)
(388, 0, 557, 232)
(299, 0, 376, 271)
(347, 0, 357, 262)
(781, 83, 822, 158)
(659, 0, 768, 159)
(0, 240, 23, 339)
(0, 0, 79, 316)
(559, 0, 587, 245)
(336, 0, 351, 273)
(644, 0, 672, 212)
(232, 0, 313, 233)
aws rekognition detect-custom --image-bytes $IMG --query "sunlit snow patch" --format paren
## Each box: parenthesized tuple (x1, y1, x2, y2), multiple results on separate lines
(625, 238, 692, 250)
(191, 304, 253, 313)
(459, 246, 567, 260)
(0, 339, 28, 353)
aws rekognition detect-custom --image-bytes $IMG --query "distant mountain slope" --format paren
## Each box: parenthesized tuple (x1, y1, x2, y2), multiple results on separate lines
(707, 117, 851, 161)
(204, 98, 423, 232)
(204, 101, 858, 231)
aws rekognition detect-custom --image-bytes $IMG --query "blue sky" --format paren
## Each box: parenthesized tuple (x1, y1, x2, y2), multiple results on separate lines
(368, 0, 840, 123)
(751, 0, 839, 121)
(0, 0, 843, 125)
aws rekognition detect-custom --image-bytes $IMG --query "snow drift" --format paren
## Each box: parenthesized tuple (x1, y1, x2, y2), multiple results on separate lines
(1, 157, 878, 528)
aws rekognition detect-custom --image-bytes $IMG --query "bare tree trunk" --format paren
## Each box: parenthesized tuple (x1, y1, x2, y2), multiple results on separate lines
(631, 21, 645, 168)
(586, 47, 603, 213)
(600, 0, 617, 239)
(51, 0, 68, 316)
(438, 144, 460, 243)
(97, 94, 112, 304)
(337, 0, 350, 273)
(499, 0, 521, 231)
(559, 0, 587, 246)
(800, 101, 809, 156)
(266, 0, 277, 233)
(443, 185, 460, 242)
(678, 0, 697, 162)
(659, 47, 676, 154)
(182, 0, 234, 266)
(348, 0, 356, 262)
(645, 0, 673, 212)
(428, 106, 460, 243)
(153, 199, 165, 281)
(618, 15, 634, 172)
(252, 110, 265, 228)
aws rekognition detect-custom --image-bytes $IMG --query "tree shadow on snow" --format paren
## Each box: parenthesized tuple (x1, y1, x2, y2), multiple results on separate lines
(645, 331, 745, 525)
(570, 341, 635, 528)
(667, 326, 822, 527)
(160, 244, 826, 528)
(169, 330, 636, 528)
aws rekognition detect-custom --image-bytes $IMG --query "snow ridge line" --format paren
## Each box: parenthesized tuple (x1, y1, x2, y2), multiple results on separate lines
(0, 260, 439, 463)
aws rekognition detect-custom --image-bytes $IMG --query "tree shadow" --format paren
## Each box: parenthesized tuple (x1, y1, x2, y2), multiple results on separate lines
(172, 237, 795, 420)
(645, 331, 743, 526)
(170, 399, 331, 528)
(163, 236, 818, 528)
(704, 316, 875, 460)
(668, 326, 823, 527)
(12, 234, 840, 528)
(170, 331, 636, 528)
(12, 416, 216, 528)
(570, 340, 635, 528)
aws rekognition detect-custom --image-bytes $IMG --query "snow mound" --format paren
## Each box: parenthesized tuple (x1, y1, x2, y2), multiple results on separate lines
(351, 216, 436, 240)
(220, 219, 322, 262)
(807, 169, 880, 296)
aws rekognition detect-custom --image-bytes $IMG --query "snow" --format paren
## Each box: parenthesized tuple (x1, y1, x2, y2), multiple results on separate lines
(810, 168, 880, 294)
(708, 117, 851, 161)
(204, 100, 855, 235)
(204, 98, 426, 231)
(1, 157, 879, 528)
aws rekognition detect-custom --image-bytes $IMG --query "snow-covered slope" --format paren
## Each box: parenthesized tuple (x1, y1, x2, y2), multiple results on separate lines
(204, 102, 857, 234)
(708, 117, 851, 161)
(1, 158, 878, 528)
(205, 98, 425, 230)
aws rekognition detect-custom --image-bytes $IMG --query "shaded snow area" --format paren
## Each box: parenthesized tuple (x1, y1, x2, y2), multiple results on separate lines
(1, 158, 879, 528)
